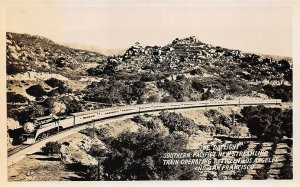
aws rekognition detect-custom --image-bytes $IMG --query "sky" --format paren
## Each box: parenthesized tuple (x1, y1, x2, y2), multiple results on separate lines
(6, 3, 293, 56)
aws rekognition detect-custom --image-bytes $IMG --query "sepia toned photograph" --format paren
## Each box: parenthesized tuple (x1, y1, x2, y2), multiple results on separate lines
(4, 0, 295, 183)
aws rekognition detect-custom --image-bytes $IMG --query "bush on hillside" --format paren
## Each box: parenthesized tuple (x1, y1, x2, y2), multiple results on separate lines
(7, 92, 28, 103)
(41, 141, 61, 155)
(26, 84, 47, 97)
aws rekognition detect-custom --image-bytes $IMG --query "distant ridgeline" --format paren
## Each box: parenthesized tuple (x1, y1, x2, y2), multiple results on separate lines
(6, 32, 106, 79)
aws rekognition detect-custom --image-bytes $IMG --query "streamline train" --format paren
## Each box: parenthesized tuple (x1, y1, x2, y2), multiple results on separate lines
(21, 99, 281, 144)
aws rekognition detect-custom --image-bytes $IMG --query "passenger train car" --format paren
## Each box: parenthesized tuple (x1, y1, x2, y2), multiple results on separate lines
(21, 99, 281, 144)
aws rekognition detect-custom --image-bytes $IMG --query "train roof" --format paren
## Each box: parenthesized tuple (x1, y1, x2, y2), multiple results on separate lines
(34, 116, 53, 121)
(69, 101, 215, 117)
(69, 102, 157, 117)
(70, 105, 126, 116)
(70, 108, 109, 116)
(68, 99, 281, 117)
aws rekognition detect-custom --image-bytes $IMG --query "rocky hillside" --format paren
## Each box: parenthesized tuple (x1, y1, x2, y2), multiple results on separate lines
(86, 36, 292, 104)
(6, 32, 107, 133)
(6, 33, 293, 132)
(6, 32, 106, 79)
(117, 36, 292, 86)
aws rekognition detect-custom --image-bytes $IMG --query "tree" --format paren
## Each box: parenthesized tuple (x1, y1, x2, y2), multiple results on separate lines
(159, 112, 198, 135)
(160, 80, 186, 100)
(161, 95, 176, 103)
(41, 141, 61, 155)
(141, 73, 156, 82)
(97, 129, 200, 180)
(241, 106, 292, 141)
(6, 63, 27, 75)
(65, 99, 83, 113)
(7, 92, 28, 103)
(132, 81, 146, 99)
(263, 84, 292, 102)
(14, 105, 45, 124)
(45, 78, 68, 94)
(89, 144, 107, 158)
(277, 59, 290, 71)
(26, 84, 47, 97)
(215, 124, 230, 135)
(147, 94, 160, 103)
(191, 79, 204, 92)
(190, 68, 203, 76)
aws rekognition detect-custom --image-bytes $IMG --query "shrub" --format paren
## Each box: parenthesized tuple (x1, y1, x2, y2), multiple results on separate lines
(190, 68, 203, 75)
(140, 73, 156, 82)
(45, 78, 68, 94)
(191, 80, 204, 92)
(64, 99, 83, 113)
(80, 127, 110, 141)
(6, 63, 27, 75)
(132, 81, 146, 98)
(26, 84, 47, 97)
(253, 169, 269, 180)
(159, 80, 186, 100)
(201, 91, 213, 100)
(147, 94, 160, 103)
(132, 115, 145, 124)
(89, 144, 107, 158)
(176, 74, 185, 81)
(7, 92, 28, 103)
(215, 124, 230, 135)
(159, 112, 198, 135)
(241, 106, 292, 141)
(41, 141, 61, 155)
(161, 95, 176, 103)
(45, 78, 64, 87)
(11, 105, 45, 124)
(263, 84, 292, 102)
(98, 129, 199, 180)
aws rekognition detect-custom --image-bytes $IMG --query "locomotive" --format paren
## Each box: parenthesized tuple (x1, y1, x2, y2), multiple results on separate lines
(21, 99, 281, 144)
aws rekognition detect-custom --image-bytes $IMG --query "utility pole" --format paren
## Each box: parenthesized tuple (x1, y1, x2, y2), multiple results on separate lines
(93, 120, 95, 139)
(97, 157, 100, 180)
(96, 156, 105, 180)
(231, 108, 238, 136)
(232, 111, 235, 127)
(57, 117, 60, 133)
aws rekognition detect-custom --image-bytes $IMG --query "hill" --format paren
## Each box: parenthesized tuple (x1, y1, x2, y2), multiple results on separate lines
(6, 32, 106, 79)
(86, 36, 292, 104)
(6, 33, 292, 131)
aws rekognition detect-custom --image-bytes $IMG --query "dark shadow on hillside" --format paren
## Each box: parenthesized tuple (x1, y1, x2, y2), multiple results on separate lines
(8, 128, 23, 145)
(35, 157, 61, 161)
(62, 163, 91, 181)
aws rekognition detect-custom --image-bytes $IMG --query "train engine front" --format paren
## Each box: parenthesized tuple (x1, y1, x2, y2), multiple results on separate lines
(21, 115, 61, 144)
(22, 121, 38, 144)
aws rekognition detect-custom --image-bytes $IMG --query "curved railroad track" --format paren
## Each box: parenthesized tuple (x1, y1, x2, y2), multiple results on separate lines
(7, 100, 284, 166)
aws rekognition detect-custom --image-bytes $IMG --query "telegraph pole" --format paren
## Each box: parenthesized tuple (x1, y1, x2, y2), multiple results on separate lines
(93, 120, 95, 139)
(97, 157, 100, 180)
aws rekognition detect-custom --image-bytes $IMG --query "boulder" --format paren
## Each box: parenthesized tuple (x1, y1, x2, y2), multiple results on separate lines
(7, 118, 21, 130)
(52, 102, 66, 115)
(59, 133, 105, 166)
(60, 144, 98, 166)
